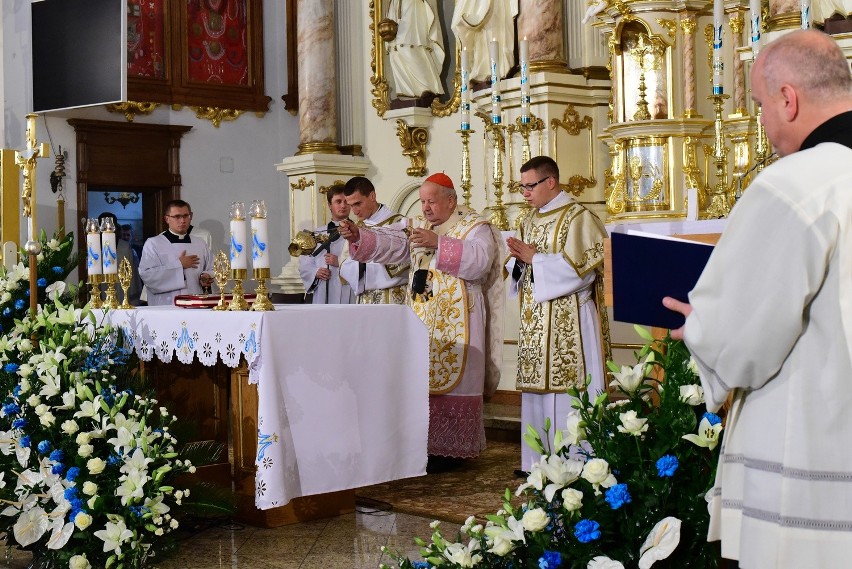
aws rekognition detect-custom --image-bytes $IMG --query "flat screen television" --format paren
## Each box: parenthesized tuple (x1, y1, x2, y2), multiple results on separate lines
(31, 0, 127, 114)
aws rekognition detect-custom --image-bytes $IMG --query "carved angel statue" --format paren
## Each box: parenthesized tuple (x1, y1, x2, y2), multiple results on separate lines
(582, 0, 608, 24)
(451, 0, 519, 83)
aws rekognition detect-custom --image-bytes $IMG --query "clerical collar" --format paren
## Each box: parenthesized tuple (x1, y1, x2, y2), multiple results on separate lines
(539, 191, 570, 213)
(162, 225, 194, 244)
(800, 110, 852, 152)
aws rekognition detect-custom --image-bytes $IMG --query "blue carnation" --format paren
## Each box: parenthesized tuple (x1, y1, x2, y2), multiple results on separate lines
(4, 363, 19, 373)
(12, 418, 26, 429)
(51, 463, 66, 475)
(36, 278, 47, 288)
(411, 563, 431, 569)
(574, 519, 601, 543)
(3, 308, 12, 317)
(2, 402, 21, 416)
(12, 385, 21, 396)
(604, 483, 632, 510)
(108, 453, 121, 466)
(37, 440, 52, 454)
(538, 551, 561, 569)
(23, 290, 29, 297)
(52, 266, 63, 275)
(703, 412, 722, 426)
(20, 435, 30, 448)
(66, 466, 81, 482)
(656, 454, 679, 477)
(14, 299, 24, 310)
(49, 449, 65, 462)
(64, 487, 78, 500)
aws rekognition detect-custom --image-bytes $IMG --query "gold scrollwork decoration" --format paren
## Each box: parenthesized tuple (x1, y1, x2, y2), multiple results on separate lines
(656, 18, 677, 44)
(704, 24, 714, 77)
(551, 105, 596, 196)
(680, 14, 697, 35)
(729, 13, 744, 35)
(290, 177, 315, 192)
(605, 141, 627, 215)
(319, 180, 346, 194)
(395, 119, 429, 177)
(190, 107, 244, 127)
(105, 101, 160, 122)
(430, 46, 462, 117)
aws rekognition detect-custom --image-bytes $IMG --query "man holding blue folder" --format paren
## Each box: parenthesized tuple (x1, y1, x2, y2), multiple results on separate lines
(664, 30, 852, 569)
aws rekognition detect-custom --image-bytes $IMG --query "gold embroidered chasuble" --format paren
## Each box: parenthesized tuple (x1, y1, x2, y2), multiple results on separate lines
(411, 208, 489, 395)
(356, 213, 409, 305)
(516, 202, 607, 392)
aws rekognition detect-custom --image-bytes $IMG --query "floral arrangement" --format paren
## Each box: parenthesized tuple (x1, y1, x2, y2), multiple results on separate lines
(383, 327, 724, 569)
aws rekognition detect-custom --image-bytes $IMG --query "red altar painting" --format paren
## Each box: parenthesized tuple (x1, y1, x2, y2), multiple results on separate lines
(186, 0, 250, 86)
(127, 0, 167, 79)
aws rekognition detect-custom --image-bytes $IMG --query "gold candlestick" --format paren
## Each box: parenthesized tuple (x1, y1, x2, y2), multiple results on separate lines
(102, 273, 119, 309)
(251, 268, 274, 311)
(212, 251, 231, 311)
(507, 113, 546, 223)
(457, 129, 475, 208)
(476, 111, 509, 230)
(228, 268, 249, 311)
(703, 94, 732, 218)
(88, 275, 103, 309)
(117, 257, 135, 309)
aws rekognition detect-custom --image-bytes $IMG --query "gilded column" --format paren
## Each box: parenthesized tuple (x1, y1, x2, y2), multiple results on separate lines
(729, 13, 747, 115)
(680, 14, 698, 118)
(296, 0, 340, 155)
(518, 0, 568, 72)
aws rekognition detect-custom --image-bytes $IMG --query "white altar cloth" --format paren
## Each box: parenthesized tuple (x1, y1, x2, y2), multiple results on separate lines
(102, 304, 429, 509)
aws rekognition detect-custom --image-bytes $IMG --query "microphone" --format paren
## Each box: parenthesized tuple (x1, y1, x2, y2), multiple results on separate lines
(735, 153, 777, 201)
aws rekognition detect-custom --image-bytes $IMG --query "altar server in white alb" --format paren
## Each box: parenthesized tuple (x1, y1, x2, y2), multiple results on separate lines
(341, 173, 504, 459)
(298, 184, 355, 304)
(664, 30, 852, 569)
(506, 155, 609, 473)
(339, 176, 410, 304)
(139, 199, 214, 306)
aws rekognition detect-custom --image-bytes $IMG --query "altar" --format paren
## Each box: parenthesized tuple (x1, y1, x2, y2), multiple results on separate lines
(102, 304, 429, 525)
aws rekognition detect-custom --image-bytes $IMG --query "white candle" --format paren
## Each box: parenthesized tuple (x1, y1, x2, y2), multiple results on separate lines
(490, 39, 501, 124)
(86, 223, 103, 276)
(101, 231, 117, 274)
(749, 0, 761, 54)
(250, 216, 269, 269)
(801, 0, 810, 28)
(230, 218, 248, 269)
(713, 0, 724, 95)
(520, 37, 530, 124)
(461, 46, 471, 131)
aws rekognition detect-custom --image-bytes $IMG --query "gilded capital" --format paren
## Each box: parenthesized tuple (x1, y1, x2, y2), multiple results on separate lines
(729, 14, 745, 35)
(680, 15, 697, 35)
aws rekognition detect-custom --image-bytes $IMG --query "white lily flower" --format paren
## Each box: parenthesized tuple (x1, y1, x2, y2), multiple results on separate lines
(94, 518, 134, 556)
(687, 357, 699, 375)
(638, 517, 682, 568)
(588, 556, 626, 569)
(442, 539, 482, 568)
(484, 516, 525, 556)
(539, 454, 584, 502)
(617, 410, 649, 436)
(682, 417, 723, 451)
(609, 354, 653, 395)
(558, 413, 586, 449)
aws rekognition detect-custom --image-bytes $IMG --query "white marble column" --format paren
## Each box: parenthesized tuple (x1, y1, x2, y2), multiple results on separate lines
(518, 0, 568, 72)
(296, 0, 340, 155)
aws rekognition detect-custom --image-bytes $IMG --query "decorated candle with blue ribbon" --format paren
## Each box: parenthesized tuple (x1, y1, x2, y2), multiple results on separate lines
(85, 218, 102, 276)
(801, 0, 810, 29)
(99, 216, 118, 275)
(229, 201, 248, 270)
(713, 0, 724, 95)
(249, 200, 269, 269)
(460, 47, 471, 131)
(490, 39, 501, 124)
(749, 0, 761, 54)
(520, 37, 530, 124)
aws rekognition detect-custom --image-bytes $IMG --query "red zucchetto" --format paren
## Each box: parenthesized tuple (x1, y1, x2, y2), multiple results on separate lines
(424, 172, 454, 189)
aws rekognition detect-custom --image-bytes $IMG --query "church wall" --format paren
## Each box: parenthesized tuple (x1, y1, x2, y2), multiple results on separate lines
(0, 0, 300, 281)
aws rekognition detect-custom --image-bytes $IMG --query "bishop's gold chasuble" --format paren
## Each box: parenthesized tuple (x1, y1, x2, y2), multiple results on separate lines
(516, 202, 607, 392)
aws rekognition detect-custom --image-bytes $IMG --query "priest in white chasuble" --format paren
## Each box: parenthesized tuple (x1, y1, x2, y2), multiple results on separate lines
(664, 31, 852, 569)
(340, 173, 504, 459)
(339, 176, 410, 305)
(507, 156, 609, 472)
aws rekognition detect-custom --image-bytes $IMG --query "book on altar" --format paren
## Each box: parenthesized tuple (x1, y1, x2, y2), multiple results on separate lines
(610, 230, 715, 330)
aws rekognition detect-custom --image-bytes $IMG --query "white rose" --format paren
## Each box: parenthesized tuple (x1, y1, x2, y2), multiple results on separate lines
(82, 481, 98, 496)
(87, 496, 98, 509)
(78, 444, 94, 458)
(582, 459, 612, 485)
(520, 508, 549, 532)
(69, 555, 91, 569)
(38, 412, 55, 427)
(18, 339, 32, 353)
(86, 457, 106, 474)
(617, 410, 649, 436)
(154, 528, 164, 536)
(562, 488, 584, 511)
(76, 432, 91, 445)
(687, 357, 699, 375)
(74, 512, 92, 530)
(679, 384, 704, 406)
(29, 398, 43, 410)
(61, 420, 79, 435)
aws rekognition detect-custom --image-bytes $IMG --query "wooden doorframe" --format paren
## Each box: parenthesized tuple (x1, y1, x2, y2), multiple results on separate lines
(67, 119, 192, 283)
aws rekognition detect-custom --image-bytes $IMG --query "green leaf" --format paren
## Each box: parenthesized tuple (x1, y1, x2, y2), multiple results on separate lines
(634, 324, 655, 341)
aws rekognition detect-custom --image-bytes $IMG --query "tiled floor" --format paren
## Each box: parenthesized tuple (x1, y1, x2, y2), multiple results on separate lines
(1, 508, 457, 569)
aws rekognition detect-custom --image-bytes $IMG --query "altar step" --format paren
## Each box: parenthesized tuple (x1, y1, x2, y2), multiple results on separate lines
(484, 392, 521, 444)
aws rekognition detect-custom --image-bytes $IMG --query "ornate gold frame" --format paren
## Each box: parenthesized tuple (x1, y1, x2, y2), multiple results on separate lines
(551, 105, 596, 196)
(369, 0, 461, 118)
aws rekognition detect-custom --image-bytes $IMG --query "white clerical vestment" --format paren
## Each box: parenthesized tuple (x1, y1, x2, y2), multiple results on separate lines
(138, 231, 213, 306)
(685, 142, 852, 569)
(298, 222, 355, 305)
(339, 205, 409, 305)
(351, 206, 504, 458)
(508, 192, 608, 470)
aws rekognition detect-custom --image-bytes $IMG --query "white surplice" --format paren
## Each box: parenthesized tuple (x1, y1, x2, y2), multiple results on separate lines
(339, 205, 409, 300)
(685, 142, 852, 569)
(138, 231, 213, 306)
(298, 223, 355, 305)
(507, 192, 606, 471)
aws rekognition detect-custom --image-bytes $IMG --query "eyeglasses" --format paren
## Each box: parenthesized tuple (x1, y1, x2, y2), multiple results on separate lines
(519, 176, 552, 191)
(166, 213, 192, 220)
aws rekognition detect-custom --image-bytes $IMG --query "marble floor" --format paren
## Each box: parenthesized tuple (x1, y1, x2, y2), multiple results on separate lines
(1, 507, 458, 569)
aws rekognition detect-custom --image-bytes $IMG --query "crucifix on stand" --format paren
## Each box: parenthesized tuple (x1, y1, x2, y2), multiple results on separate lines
(15, 113, 50, 317)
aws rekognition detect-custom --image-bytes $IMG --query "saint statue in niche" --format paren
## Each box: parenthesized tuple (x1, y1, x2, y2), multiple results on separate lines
(384, 0, 446, 102)
(451, 0, 519, 83)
